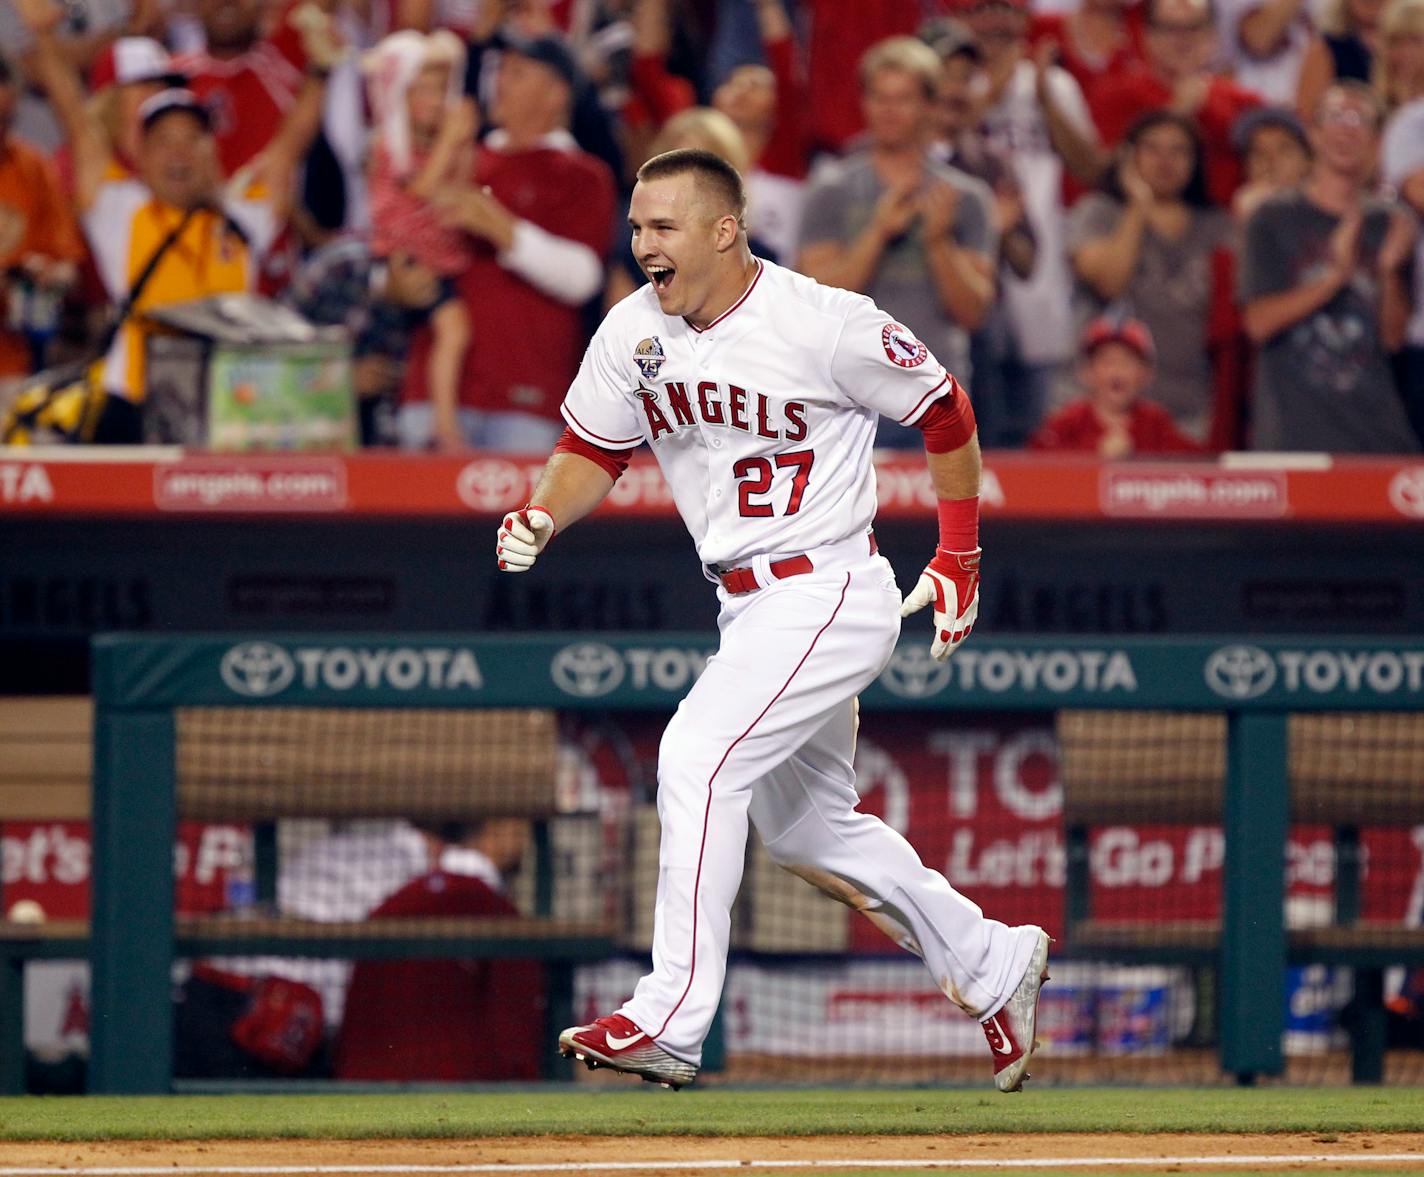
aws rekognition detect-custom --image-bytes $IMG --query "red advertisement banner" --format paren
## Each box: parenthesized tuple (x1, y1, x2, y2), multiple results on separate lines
(1, 820, 244, 920)
(2, 450, 1422, 523)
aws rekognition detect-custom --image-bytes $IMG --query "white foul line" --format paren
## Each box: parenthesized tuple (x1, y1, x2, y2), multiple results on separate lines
(0, 1155, 1421, 1175)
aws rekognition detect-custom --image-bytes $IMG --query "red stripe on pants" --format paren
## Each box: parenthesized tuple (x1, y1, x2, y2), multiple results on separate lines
(652, 571, 854, 1041)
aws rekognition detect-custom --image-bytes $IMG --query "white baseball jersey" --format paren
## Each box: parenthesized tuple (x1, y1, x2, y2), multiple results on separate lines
(561, 258, 958, 568)
(556, 261, 1041, 1071)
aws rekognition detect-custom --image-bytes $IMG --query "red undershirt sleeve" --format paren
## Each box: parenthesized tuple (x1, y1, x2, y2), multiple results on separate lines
(553, 427, 634, 482)
(914, 380, 978, 453)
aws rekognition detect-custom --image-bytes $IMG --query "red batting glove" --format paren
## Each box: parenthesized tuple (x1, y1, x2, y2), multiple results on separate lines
(496, 506, 555, 572)
(899, 547, 980, 660)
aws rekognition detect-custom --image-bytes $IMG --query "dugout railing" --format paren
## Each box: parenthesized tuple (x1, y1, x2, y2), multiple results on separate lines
(35, 633, 1424, 1092)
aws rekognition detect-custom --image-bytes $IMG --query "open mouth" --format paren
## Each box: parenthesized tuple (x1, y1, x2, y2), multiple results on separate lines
(648, 264, 675, 293)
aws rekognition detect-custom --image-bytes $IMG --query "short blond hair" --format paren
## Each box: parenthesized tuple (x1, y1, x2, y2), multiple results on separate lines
(858, 36, 943, 100)
(636, 147, 749, 230)
(1320, 0, 1365, 37)
(650, 107, 752, 177)
(1376, 0, 1424, 108)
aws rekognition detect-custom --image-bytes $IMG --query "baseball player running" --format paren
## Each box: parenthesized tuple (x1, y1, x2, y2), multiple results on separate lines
(496, 148, 1049, 1093)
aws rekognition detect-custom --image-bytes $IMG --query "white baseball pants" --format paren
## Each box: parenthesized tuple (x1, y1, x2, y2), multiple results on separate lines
(618, 542, 1040, 1064)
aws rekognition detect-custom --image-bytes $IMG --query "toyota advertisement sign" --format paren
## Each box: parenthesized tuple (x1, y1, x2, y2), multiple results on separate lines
(90, 634, 1424, 711)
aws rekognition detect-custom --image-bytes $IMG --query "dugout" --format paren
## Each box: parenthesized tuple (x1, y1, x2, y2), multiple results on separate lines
(5, 632, 1408, 1093)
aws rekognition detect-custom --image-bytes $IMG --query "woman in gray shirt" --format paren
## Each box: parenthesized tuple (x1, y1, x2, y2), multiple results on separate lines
(1068, 111, 1230, 443)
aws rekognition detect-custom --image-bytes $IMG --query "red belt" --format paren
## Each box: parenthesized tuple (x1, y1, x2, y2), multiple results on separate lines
(717, 533, 877, 595)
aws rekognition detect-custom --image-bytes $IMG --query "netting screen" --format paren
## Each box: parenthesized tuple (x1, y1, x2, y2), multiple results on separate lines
(135, 701, 1424, 1086)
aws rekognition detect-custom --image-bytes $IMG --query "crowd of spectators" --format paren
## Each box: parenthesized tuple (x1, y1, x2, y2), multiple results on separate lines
(0, 0, 1420, 455)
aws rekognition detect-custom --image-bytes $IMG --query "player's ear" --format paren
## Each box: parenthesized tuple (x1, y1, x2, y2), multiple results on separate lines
(713, 212, 739, 253)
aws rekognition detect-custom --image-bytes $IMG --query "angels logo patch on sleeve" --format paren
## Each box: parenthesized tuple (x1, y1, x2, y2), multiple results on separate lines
(881, 322, 928, 368)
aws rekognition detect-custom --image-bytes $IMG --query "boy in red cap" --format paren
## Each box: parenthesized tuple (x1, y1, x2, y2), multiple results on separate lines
(1029, 315, 1204, 455)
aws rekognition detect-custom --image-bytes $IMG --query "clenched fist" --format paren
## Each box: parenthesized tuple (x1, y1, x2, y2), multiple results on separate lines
(496, 506, 556, 572)
(899, 547, 980, 660)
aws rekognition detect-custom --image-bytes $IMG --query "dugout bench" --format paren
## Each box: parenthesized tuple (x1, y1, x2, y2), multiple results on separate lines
(1059, 710, 1424, 1083)
(0, 697, 617, 1094)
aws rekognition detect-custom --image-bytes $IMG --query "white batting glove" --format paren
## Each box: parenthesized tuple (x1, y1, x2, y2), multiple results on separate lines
(899, 547, 980, 660)
(496, 506, 556, 573)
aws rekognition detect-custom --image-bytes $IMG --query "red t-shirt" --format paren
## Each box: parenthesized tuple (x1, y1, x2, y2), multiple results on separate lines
(626, 33, 808, 179)
(333, 871, 546, 1082)
(1028, 8, 1150, 105)
(401, 140, 617, 420)
(624, 52, 696, 130)
(758, 33, 811, 180)
(174, 41, 305, 176)
(1028, 397, 1204, 454)
(804, 0, 923, 152)
(1089, 70, 1262, 206)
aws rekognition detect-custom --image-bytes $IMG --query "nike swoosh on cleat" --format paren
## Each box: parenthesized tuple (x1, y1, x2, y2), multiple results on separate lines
(605, 1031, 646, 1049)
(987, 1016, 1014, 1055)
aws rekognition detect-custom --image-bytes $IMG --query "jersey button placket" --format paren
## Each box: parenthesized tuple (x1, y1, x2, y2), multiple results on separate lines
(690, 337, 725, 540)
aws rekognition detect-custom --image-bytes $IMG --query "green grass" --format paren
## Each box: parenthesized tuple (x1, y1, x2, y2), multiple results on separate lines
(0, 1087, 1420, 1141)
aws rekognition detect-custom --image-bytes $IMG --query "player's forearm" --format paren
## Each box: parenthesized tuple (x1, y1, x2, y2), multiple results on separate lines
(753, 0, 793, 44)
(428, 348, 460, 424)
(1239, 0, 1304, 60)
(926, 434, 982, 502)
(631, 0, 672, 57)
(1401, 171, 1424, 216)
(47, 27, 118, 72)
(1072, 207, 1147, 301)
(925, 239, 993, 330)
(800, 229, 887, 296)
(261, 76, 327, 220)
(1241, 269, 1347, 342)
(1295, 39, 1331, 116)
(408, 136, 461, 201)
(273, 76, 328, 168)
(1001, 224, 1037, 280)
(22, 31, 108, 210)
(1039, 93, 1104, 185)
(395, 0, 432, 28)
(526, 451, 617, 532)
(23, 34, 92, 154)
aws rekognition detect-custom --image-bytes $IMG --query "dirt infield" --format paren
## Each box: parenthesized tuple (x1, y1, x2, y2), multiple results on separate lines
(3, 1133, 1424, 1174)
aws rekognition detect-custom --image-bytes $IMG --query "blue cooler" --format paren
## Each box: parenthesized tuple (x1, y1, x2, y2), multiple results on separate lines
(1096, 968, 1171, 1055)
(1037, 984, 1096, 1056)
(1284, 964, 1349, 1055)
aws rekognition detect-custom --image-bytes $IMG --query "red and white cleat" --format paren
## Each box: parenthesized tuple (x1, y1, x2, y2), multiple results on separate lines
(982, 927, 1052, 1093)
(558, 1013, 699, 1090)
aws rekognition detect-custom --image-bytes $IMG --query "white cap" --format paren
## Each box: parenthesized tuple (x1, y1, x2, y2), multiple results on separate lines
(136, 88, 212, 132)
(91, 37, 186, 90)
